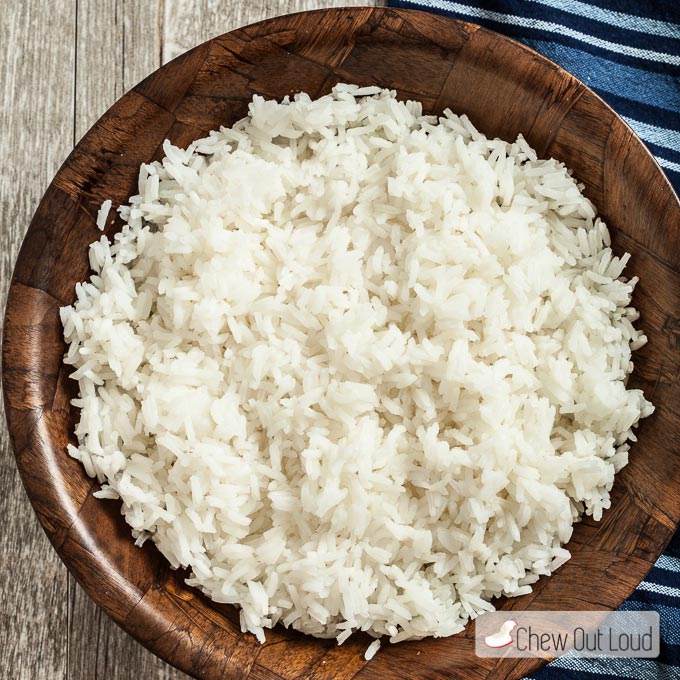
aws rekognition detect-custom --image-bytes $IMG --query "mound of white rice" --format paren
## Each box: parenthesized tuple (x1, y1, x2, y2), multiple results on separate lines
(61, 84, 653, 646)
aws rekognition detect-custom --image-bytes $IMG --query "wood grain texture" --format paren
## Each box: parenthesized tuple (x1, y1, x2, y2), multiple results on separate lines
(0, 2, 75, 679)
(163, 0, 383, 62)
(75, 0, 162, 138)
(2, 4, 680, 680)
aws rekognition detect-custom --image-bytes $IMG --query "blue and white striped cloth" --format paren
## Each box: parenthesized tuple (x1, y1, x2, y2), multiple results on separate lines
(387, 1, 680, 677)
(388, 0, 680, 192)
(528, 528, 680, 678)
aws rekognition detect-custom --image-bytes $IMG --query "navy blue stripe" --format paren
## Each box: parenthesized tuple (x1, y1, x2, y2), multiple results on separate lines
(659, 643, 680, 665)
(664, 532, 680, 559)
(524, 650, 680, 679)
(522, 39, 680, 113)
(523, 668, 581, 680)
(391, 1, 680, 74)
(632, 586, 680, 605)
(550, 656, 680, 679)
(663, 169, 680, 190)
(437, 0, 680, 51)
(643, 567, 680, 589)
(531, 0, 680, 39)
(586, 0, 680, 23)
(625, 589, 680, 610)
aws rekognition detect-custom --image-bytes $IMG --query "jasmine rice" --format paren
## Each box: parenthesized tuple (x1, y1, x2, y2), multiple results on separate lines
(61, 84, 653, 648)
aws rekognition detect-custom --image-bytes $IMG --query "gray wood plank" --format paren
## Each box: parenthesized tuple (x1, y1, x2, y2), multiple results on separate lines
(122, 0, 164, 91)
(163, 0, 381, 62)
(0, 1, 76, 679)
(67, 587, 184, 680)
(75, 0, 124, 140)
(74, 0, 162, 140)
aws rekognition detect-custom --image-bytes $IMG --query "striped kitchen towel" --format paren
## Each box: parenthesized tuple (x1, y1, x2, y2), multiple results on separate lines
(387, 1, 680, 678)
(525, 524, 680, 678)
(388, 0, 680, 193)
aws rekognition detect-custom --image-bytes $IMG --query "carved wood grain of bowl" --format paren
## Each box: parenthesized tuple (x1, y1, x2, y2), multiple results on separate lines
(3, 8, 680, 680)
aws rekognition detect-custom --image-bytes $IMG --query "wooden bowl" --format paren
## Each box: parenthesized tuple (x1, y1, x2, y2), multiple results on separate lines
(3, 7, 680, 680)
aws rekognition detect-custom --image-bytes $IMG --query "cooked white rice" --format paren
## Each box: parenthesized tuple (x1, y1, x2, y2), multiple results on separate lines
(61, 84, 653, 646)
(96, 199, 112, 231)
(364, 638, 381, 660)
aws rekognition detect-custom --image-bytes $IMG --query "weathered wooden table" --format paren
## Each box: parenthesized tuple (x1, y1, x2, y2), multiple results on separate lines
(0, 2, 379, 678)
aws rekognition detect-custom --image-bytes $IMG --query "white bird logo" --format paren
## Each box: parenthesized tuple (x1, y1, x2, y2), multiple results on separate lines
(484, 619, 518, 648)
